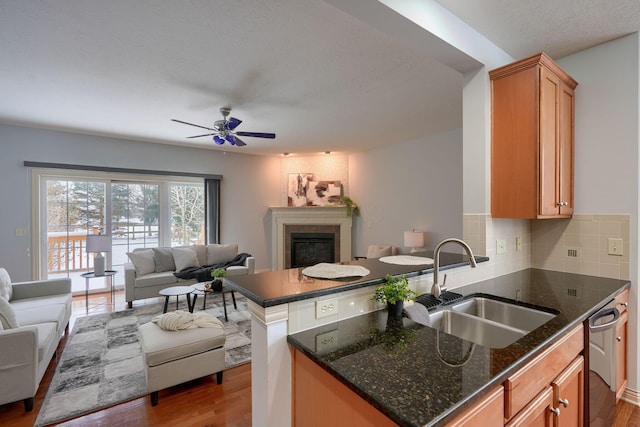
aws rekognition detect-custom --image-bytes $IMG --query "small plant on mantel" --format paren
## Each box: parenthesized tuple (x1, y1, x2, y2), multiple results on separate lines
(338, 196, 360, 217)
(372, 274, 416, 316)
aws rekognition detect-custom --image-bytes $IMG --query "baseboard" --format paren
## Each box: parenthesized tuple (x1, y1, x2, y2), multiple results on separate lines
(621, 387, 640, 406)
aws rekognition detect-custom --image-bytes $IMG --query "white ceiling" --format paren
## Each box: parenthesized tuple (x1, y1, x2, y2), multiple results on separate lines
(0, 1, 638, 156)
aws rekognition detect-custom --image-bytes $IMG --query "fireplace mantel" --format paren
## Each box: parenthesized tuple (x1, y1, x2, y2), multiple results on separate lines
(270, 207, 352, 270)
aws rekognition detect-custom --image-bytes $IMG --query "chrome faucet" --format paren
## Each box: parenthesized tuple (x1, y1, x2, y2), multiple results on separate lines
(431, 238, 477, 298)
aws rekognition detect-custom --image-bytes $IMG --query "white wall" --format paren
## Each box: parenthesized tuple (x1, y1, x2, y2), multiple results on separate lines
(0, 124, 280, 281)
(556, 33, 640, 393)
(348, 128, 463, 256)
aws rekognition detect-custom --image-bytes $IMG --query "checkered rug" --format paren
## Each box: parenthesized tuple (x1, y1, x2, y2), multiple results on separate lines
(34, 294, 251, 426)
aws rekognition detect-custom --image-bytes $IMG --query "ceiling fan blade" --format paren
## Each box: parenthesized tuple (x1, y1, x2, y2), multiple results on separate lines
(171, 119, 216, 131)
(227, 135, 247, 146)
(236, 131, 276, 139)
(226, 117, 242, 130)
(186, 133, 216, 138)
(213, 135, 226, 145)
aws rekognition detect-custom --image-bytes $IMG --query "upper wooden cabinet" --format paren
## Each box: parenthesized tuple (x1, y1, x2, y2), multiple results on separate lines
(490, 52, 578, 219)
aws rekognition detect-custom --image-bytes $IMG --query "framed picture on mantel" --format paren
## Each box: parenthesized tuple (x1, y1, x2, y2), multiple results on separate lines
(288, 173, 313, 206)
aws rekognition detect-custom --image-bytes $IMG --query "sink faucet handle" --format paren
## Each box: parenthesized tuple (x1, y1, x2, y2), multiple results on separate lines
(441, 274, 448, 292)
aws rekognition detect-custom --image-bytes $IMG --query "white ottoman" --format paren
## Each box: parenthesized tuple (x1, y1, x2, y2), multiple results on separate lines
(138, 321, 226, 406)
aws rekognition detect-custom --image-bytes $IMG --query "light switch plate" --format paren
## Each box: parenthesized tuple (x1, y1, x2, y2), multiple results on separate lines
(608, 238, 624, 256)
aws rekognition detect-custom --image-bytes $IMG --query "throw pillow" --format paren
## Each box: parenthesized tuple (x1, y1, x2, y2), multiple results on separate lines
(0, 296, 19, 329)
(153, 247, 176, 273)
(127, 249, 156, 276)
(172, 247, 200, 272)
(366, 245, 393, 259)
(206, 244, 239, 266)
(0, 268, 12, 301)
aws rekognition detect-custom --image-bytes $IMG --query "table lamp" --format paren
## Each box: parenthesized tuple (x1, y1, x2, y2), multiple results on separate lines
(86, 234, 112, 276)
(404, 230, 425, 253)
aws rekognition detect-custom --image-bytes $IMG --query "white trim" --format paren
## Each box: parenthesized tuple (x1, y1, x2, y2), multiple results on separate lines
(621, 387, 640, 406)
(270, 206, 352, 270)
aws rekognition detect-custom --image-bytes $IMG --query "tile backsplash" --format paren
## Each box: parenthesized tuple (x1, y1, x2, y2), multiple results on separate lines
(464, 213, 630, 282)
(531, 214, 630, 280)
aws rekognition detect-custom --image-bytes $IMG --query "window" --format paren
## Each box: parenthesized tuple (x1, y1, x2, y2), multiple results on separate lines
(35, 169, 210, 295)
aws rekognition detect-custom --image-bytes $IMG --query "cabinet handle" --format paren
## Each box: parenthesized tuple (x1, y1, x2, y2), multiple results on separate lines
(620, 302, 628, 307)
(617, 336, 622, 342)
(550, 407, 561, 416)
(559, 398, 569, 407)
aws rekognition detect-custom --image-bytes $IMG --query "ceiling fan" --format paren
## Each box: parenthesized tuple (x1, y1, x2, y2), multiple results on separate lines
(172, 107, 276, 147)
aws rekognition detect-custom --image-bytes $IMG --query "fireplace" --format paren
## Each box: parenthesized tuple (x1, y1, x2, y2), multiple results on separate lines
(270, 207, 352, 270)
(290, 232, 336, 268)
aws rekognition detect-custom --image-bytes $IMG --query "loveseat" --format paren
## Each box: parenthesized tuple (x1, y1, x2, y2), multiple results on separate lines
(125, 244, 254, 308)
(0, 268, 72, 411)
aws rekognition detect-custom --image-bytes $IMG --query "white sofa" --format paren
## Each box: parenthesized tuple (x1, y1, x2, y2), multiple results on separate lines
(0, 268, 72, 411)
(125, 244, 254, 308)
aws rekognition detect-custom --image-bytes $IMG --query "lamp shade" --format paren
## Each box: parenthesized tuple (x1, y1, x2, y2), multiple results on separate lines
(86, 234, 112, 253)
(404, 230, 424, 248)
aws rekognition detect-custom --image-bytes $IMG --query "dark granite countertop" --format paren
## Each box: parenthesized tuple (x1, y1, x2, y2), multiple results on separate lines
(226, 251, 487, 307)
(287, 268, 630, 427)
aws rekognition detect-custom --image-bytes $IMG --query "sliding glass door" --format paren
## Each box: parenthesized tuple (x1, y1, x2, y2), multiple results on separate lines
(39, 172, 206, 296)
(44, 178, 109, 293)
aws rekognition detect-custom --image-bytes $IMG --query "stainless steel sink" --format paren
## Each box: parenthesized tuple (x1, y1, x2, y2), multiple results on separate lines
(427, 296, 557, 348)
(429, 309, 527, 348)
(450, 297, 556, 332)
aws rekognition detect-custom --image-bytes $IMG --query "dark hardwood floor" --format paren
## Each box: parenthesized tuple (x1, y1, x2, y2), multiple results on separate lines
(0, 290, 251, 427)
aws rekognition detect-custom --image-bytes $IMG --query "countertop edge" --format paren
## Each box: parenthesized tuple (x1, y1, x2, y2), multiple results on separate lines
(227, 255, 489, 307)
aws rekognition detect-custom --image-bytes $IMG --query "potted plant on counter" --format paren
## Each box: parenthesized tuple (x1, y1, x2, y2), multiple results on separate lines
(372, 274, 416, 317)
(210, 268, 227, 292)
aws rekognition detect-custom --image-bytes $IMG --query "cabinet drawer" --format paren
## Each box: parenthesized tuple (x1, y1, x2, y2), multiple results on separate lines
(504, 324, 583, 420)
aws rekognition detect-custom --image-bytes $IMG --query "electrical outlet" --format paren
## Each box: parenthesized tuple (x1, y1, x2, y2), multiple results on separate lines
(496, 239, 506, 254)
(15, 228, 27, 236)
(608, 238, 623, 256)
(316, 298, 338, 319)
(515, 236, 522, 252)
(566, 247, 580, 258)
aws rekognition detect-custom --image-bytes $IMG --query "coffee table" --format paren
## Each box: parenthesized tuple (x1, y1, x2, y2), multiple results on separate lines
(191, 282, 237, 321)
(159, 286, 194, 313)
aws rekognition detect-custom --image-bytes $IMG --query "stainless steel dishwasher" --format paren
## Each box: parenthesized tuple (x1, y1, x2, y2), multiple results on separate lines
(588, 299, 620, 426)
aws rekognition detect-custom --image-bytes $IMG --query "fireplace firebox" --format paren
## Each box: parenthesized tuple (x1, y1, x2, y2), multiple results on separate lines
(290, 232, 336, 268)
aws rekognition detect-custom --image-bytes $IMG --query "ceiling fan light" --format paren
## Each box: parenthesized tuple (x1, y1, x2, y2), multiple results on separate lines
(213, 135, 225, 145)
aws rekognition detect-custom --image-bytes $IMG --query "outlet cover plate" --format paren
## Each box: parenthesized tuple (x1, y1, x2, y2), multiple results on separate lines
(316, 298, 338, 319)
(496, 239, 506, 254)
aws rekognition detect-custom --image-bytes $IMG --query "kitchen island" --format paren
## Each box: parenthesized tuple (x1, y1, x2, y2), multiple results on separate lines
(225, 251, 487, 427)
(287, 269, 630, 426)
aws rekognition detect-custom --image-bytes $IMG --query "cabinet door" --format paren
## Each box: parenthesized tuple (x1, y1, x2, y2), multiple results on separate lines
(539, 66, 561, 217)
(616, 311, 628, 401)
(558, 81, 574, 216)
(551, 356, 584, 427)
(506, 387, 555, 427)
(448, 386, 504, 427)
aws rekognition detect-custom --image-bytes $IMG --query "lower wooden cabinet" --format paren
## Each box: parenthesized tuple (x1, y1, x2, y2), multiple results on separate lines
(552, 356, 584, 426)
(448, 386, 504, 427)
(616, 310, 628, 401)
(615, 288, 629, 401)
(291, 348, 396, 427)
(506, 387, 555, 427)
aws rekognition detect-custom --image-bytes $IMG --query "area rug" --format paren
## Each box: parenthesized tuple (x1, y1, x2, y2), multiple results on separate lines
(34, 294, 252, 427)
